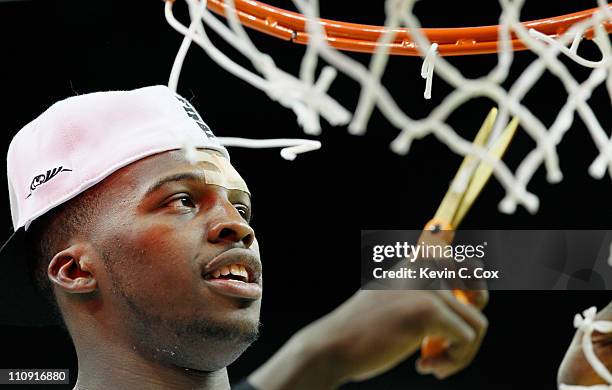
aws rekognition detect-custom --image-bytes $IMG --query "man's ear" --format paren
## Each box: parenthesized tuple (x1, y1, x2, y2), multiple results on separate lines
(47, 244, 97, 293)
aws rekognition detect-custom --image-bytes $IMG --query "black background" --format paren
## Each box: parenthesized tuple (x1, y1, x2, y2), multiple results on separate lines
(0, 1, 610, 389)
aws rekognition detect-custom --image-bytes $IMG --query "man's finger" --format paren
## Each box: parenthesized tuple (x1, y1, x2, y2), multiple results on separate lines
(437, 290, 488, 373)
(427, 296, 477, 349)
(417, 292, 487, 378)
(416, 355, 463, 379)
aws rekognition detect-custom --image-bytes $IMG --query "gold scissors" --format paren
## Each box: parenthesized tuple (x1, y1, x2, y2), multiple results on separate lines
(420, 107, 519, 358)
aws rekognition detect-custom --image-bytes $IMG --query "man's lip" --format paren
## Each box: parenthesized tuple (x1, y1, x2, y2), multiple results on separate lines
(203, 278, 262, 300)
(202, 247, 262, 284)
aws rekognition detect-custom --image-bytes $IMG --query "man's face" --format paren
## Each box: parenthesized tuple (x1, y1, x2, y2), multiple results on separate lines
(86, 149, 262, 371)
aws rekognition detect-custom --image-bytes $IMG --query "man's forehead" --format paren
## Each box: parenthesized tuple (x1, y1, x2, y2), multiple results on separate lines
(115, 149, 250, 195)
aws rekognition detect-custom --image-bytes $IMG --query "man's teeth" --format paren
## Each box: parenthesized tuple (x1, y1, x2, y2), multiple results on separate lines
(210, 264, 249, 281)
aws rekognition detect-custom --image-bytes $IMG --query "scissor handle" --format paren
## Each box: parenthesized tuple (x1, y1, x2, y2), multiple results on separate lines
(419, 219, 478, 359)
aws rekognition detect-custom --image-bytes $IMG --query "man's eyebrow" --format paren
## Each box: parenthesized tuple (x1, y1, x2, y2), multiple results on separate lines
(143, 172, 207, 198)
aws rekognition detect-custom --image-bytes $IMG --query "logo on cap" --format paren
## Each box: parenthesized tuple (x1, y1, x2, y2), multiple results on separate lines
(26, 166, 72, 199)
(175, 95, 216, 140)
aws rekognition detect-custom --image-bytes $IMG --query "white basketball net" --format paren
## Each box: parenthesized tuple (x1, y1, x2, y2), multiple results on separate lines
(164, 0, 612, 215)
(560, 307, 612, 390)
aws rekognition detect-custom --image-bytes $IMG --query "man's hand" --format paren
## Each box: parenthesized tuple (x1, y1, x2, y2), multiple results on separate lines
(558, 301, 612, 387)
(249, 289, 488, 390)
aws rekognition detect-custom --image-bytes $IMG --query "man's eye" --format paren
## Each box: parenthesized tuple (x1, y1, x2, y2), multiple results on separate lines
(166, 196, 196, 209)
(234, 204, 250, 220)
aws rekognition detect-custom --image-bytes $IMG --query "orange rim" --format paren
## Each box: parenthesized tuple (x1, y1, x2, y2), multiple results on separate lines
(206, 0, 612, 56)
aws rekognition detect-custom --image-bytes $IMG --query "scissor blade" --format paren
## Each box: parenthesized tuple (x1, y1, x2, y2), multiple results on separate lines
(432, 108, 498, 225)
(452, 117, 519, 227)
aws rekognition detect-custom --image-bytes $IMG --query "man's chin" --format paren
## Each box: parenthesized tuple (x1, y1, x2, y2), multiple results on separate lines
(125, 303, 261, 370)
(202, 317, 260, 345)
(174, 310, 260, 342)
(191, 320, 260, 370)
(147, 317, 261, 371)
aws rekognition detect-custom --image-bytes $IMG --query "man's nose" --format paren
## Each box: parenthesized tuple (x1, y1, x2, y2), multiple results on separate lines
(207, 205, 255, 248)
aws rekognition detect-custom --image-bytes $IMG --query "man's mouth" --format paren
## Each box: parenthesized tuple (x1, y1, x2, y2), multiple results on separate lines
(203, 264, 250, 283)
(201, 248, 262, 300)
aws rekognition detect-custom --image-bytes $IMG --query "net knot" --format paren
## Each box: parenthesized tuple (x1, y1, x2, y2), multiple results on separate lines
(574, 306, 598, 329)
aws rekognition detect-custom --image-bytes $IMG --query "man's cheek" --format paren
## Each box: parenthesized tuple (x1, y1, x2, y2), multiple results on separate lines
(135, 221, 198, 255)
(114, 222, 202, 290)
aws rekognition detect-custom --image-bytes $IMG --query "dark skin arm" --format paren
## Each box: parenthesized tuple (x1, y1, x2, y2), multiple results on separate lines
(248, 290, 488, 389)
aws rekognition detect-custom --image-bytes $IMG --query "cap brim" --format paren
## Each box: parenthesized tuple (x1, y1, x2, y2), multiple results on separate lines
(0, 228, 61, 326)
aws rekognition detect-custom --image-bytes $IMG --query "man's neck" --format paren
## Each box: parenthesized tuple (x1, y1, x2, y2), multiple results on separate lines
(72, 341, 230, 390)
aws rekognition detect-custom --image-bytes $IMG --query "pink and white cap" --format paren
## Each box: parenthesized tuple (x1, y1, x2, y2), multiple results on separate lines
(7, 85, 228, 232)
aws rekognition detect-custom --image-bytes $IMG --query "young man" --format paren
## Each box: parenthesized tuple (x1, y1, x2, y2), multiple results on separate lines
(0, 86, 487, 389)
